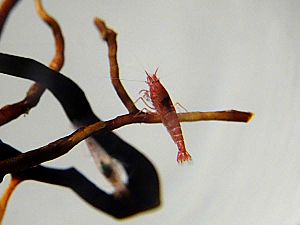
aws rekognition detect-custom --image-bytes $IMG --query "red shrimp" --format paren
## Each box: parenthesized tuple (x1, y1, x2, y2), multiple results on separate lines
(144, 68, 192, 163)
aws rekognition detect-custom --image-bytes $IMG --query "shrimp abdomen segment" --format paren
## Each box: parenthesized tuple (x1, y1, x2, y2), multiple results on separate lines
(161, 110, 192, 163)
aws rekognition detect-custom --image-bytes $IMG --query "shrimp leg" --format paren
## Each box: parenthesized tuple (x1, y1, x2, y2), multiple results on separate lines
(174, 102, 188, 113)
(134, 90, 156, 110)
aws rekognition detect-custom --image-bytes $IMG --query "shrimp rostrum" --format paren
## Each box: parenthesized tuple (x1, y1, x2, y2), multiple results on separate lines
(141, 68, 192, 163)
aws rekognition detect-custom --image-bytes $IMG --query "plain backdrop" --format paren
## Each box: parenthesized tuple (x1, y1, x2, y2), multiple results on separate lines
(0, 1, 300, 225)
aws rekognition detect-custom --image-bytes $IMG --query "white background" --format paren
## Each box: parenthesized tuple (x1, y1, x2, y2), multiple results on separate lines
(0, 1, 300, 224)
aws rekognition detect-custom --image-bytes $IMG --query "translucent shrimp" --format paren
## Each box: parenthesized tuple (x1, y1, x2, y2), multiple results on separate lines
(143, 68, 192, 163)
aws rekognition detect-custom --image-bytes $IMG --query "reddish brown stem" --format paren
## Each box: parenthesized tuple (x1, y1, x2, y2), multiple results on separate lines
(94, 17, 139, 114)
(35, 0, 64, 71)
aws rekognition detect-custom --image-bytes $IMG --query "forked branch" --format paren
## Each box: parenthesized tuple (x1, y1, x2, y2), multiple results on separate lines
(0, 109, 252, 179)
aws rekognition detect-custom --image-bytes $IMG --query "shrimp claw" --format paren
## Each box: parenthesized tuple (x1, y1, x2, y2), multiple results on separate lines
(177, 151, 192, 163)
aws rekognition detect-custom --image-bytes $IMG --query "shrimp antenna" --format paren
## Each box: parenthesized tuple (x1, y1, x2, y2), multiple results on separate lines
(154, 67, 159, 75)
(144, 70, 150, 77)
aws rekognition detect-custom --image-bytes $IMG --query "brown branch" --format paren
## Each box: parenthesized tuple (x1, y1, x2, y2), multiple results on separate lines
(0, 110, 252, 178)
(0, 176, 22, 224)
(94, 17, 139, 114)
(35, 0, 64, 71)
(0, 0, 64, 126)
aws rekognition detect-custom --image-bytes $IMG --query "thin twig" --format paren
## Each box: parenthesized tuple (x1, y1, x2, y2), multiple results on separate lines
(0, 0, 20, 39)
(35, 0, 64, 71)
(94, 17, 139, 114)
(178, 110, 254, 123)
(0, 176, 22, 224)
(0, 0, 64, 126)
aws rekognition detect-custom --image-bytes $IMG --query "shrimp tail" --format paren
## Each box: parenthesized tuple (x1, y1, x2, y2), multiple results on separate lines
(177, 150, 192, 163)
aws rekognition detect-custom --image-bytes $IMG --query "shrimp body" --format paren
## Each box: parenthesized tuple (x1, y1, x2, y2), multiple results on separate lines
(145, 69, 192, 163)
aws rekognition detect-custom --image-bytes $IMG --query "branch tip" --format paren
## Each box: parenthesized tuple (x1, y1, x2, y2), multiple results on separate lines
(94, 17, 138, 114)
(246, 112, 255, 123)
